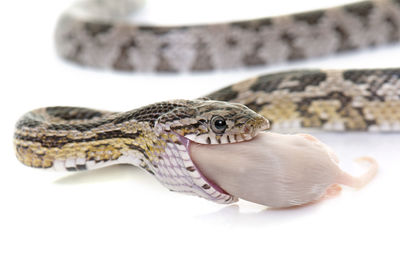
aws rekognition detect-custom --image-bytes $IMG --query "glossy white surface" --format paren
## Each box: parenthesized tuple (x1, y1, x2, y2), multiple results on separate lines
(1, 0, 400, 256)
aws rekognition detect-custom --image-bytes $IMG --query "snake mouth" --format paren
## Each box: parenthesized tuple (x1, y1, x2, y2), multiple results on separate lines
(178, 135, 231, 194)
(180, 131, 265, 196)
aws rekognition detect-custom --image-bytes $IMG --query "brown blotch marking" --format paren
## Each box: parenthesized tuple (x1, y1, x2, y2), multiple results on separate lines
(231, 18, 272, 31)
(186, 166, 196, 172)
(226, 37, 238, 47)
(205, 86, 239, 102)
(339, 105, 367, 131)
(76, 164, 87, 170)
(14, 143, 54, 169)
(243, 41, 266, 67)
(344, 1, 374, 17)
(45, 106, 107, 121)
(15, 130, 141, 148)
(202, 184, 211, 190)
(334, 25, 353, 51)
(344, 1, 374, 27)
(138, 26, 173, 35)
(206, 137, 211, 144)
(191, 38, 214, 71)
(384, 15, 400, 42)
(84, 22, 113, 37)
(280, 33, 305, 60)
(293, 10, 325, 25)
(156, 52, 177, 73)
(113, 39, 135, 71)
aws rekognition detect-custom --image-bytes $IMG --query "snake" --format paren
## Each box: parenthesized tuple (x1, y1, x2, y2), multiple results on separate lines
(57, 0, 400, 72)
(13, 0, 400, 204)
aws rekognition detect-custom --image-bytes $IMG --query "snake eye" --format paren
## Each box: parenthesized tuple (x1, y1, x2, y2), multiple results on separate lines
(211, 116, 227, 134)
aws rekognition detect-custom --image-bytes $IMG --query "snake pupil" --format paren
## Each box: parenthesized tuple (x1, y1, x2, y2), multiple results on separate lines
(215, 120, 226, 129)
(211, 116, 227, 133)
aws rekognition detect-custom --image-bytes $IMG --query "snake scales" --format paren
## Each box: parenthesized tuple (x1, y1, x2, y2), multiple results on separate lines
(14, 0, 400, 203)
(57, 0, 400, 72)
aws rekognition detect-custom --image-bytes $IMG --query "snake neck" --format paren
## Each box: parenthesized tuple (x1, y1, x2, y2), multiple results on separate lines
(13, 101, 186, 170)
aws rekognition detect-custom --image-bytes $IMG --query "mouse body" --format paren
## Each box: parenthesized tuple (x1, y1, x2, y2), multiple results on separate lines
(190, 132, 377, 208)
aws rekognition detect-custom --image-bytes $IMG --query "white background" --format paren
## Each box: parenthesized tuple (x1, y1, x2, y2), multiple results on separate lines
(1, 0, 400, 256)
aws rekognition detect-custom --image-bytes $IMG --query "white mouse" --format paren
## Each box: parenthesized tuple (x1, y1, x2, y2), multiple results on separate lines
(190, 132, 378, 208)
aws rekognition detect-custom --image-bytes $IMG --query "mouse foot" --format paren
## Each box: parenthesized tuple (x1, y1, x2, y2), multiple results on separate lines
(321, 184, 342, 200)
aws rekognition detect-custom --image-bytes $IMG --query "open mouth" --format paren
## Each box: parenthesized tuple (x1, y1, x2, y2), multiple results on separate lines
(178, 135, 230, 195)
(178, 130, 265, 199)
(185, 133, 261, 196)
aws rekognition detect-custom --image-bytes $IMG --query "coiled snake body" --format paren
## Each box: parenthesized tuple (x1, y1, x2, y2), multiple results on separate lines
(14, 0, 400, 203)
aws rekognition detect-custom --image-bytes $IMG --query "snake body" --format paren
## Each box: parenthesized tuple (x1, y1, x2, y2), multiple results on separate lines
(57, 0, 400, 72)
(207, 69, 400, 132)
(13, 0, 400, 203)
(14, 68, 400, 202)
(14, 100, 268, 203)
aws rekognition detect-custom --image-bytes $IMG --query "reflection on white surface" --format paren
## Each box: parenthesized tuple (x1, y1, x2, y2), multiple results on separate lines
(55, 165, 147, 185)
(197, 203, 323, 227)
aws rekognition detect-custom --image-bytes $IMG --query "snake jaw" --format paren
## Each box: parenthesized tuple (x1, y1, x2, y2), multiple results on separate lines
(163, 112, 271, 201)
(177, 135, 230, 196)
(176, 115, 269, 202)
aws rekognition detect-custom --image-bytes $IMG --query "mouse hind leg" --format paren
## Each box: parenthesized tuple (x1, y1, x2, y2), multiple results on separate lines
(317, 157, 378, 203)
(321, 184, 342, 200)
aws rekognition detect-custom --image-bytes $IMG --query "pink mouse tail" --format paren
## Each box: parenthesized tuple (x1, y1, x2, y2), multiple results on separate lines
(338, 157, 378, 189)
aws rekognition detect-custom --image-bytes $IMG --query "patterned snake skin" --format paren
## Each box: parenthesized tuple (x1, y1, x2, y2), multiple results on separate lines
(207, 69, 400, 132)
(14, 100, 269, 203)
(57, 0, 400, 72)
(13, 0, 400, 203)
(14, 68, 400, 203)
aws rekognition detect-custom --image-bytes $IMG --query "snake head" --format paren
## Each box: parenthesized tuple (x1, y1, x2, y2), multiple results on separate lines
(156, 100, 270, 144)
